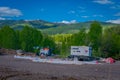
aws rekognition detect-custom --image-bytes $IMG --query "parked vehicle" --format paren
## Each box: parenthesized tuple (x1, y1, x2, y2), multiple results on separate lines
(69, 46, 93, 61)
(40, 48, 51, 56)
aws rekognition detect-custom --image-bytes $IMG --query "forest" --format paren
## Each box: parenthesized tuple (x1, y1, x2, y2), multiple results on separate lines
(0, 21, 120, 59)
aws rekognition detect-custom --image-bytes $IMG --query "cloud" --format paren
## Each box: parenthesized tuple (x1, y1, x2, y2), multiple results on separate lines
(0, 17, 5, 20)
(106, 19, 120, 24)
(78, 6, 86, 13)
(68, 6, 86, 15)
(110, 5, 120, 9)
(114, 12, 120, 16)
(81, 16, 89, 18)
(59, 20, 77, 24)
(93, 0, 113, 4)
(0, 7, 22, 17)
(93, 14, 104, 17)
(81, 15, 103, 19)
(78, 6, 85, 10)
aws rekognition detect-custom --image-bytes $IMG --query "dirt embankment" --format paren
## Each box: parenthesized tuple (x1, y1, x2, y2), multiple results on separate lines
(0, 48, 17, 55)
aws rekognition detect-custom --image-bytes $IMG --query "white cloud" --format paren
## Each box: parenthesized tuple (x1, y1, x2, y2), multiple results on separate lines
(59, 20, 77, 24)
(93, 14, 104, 17)
(93, 0, 113, 4)
(106, 19, 120, 24)
(81, 16, 89, 18)
(114, 12, 120, 16)
(0, 17, 5, 20)
(0, 7, 22, 17)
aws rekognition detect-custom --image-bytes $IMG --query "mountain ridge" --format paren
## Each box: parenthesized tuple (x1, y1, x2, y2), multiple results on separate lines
(0, 20, 119, 34)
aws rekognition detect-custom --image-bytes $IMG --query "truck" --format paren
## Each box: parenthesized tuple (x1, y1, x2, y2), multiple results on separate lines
(68, 46, 93, 61)
(40, 48, 51, 56)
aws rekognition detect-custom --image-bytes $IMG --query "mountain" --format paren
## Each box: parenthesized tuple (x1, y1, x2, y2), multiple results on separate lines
(0, 20, 57, 30)
(0, 20, 118, 35)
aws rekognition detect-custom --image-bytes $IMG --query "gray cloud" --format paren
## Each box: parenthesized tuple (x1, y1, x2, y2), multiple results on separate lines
(0, 7, 22, 17)
(106, 19, 120, 24)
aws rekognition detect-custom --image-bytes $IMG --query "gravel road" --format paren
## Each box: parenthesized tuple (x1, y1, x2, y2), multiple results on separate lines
(0, 54, 120, 80)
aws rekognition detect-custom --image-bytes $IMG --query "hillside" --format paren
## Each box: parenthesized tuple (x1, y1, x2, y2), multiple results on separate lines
(41, 21, 118, 34)
(0, 20, 118, 35)
(0, 20, 57, 30)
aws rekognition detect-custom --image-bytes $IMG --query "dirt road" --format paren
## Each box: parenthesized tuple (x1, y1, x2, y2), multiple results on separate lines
(0, 54, 120, 80)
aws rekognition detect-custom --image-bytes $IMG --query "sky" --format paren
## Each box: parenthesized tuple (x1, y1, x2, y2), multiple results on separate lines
(0, 0, 120, 24)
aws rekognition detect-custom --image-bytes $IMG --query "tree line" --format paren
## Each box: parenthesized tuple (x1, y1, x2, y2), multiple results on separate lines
(0, 25, 56, 53)
(0, 21, 120, 59)
(52, 21, 120, 59)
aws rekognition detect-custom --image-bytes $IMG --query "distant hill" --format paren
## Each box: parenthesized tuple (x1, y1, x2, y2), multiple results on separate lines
(0, 20, 118, 35)
(41, 21, 118, 34)
(0, 20, 57, 30)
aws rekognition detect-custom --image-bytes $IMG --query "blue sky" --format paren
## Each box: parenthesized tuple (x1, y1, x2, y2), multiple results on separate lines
(0, 0, 120, 24)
